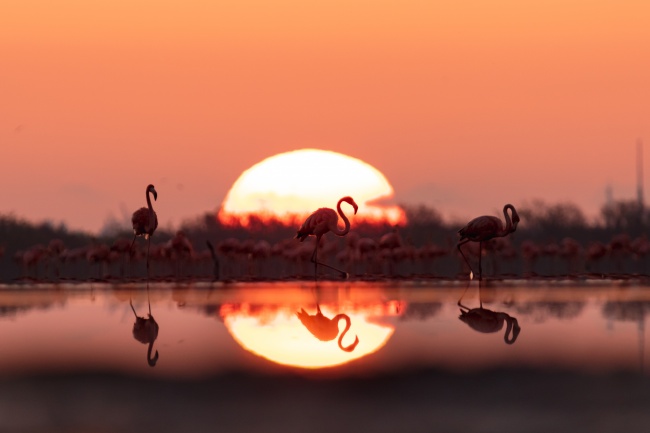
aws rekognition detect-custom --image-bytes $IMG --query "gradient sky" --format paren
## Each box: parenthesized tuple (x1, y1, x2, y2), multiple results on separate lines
(2, 1, 649, 233)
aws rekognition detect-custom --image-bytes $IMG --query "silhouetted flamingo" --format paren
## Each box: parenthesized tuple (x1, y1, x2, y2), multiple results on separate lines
(15, 244, 48, 280)
(217, 237, 242, 278)
(130, 184, 158, 273)
(609, 233, 632, 274)
(457, 204, 520, 280)
(130, 294, 159, 367)
(167, 230, 193, 277)
(111, 237, 133, 278)
(86, 242, 111, 279)
(521, 240, 541, 277)
(296, 304, 359, 352)
(206, 240, 220, 280)
(295, 196, 358, 279)
(559, 237, 582, 276)
(250, 240, 272, 277)
(379, 226, 404, 275)
(358, 237, 380, 274)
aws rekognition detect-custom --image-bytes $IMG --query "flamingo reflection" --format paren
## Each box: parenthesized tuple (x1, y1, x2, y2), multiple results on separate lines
(296, 304, 360, 352)
(130, 293, 159, 367)
(457, 283, 521, 344)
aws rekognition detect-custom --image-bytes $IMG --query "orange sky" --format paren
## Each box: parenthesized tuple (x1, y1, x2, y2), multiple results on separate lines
(2, 1, 649, 233)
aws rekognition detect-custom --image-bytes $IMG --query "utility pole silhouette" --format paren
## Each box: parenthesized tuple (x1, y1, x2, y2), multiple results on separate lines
(637, 138, 644, 208)
(637, 138, 645, 228)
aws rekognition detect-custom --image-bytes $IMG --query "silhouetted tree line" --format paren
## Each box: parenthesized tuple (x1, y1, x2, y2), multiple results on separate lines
(2, 198, 650, 282)
(0, 215, 88, 255)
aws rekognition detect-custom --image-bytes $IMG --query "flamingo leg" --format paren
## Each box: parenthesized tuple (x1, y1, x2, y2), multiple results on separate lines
(310, 238, 349, 279)
(129, 235, 137, 257)
(315, 261, 349, 278)
(311, 239, 319, 280)
(457, 240, 475, 278)
(478, 241, 483, 281)
(147, 236, 151, 277)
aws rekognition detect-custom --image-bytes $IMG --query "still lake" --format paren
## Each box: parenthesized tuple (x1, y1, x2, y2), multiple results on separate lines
(2, 279, 650, 432)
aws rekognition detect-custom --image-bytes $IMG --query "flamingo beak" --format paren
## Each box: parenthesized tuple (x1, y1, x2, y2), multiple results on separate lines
(152, 189, 158, 201)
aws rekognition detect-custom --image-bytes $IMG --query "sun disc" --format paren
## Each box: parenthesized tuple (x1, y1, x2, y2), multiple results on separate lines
(221, 303, 396, 369)
(219, 149, 405, 225)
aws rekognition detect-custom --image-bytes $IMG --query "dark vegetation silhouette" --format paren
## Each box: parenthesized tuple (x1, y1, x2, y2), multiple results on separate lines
(2, 198, 650, 282)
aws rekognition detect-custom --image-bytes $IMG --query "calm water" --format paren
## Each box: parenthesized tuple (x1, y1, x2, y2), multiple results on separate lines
(2, 279, 650, 432)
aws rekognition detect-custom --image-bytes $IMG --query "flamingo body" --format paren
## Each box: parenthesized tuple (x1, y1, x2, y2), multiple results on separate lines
(296, 208, 339, 241)
(131, 184, 158, 239)
(296, 196, 358, 241)
(459, 215, 506, 243)
(131, 208, 158, 239)
(457, 204, 520, 279)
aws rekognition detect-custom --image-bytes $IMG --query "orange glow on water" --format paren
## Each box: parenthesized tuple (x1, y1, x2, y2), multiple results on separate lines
(218, 149, 406, 227)
(220, 301, 399, 369)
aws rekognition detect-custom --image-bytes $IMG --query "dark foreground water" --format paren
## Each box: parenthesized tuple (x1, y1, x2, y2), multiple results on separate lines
(1, 279, 650, 432)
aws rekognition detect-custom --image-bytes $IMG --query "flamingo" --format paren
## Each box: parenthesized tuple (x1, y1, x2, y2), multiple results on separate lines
(295, 196, 358, 279)
(379, 226, 405, 276)
(130, 295, 159, 367)
(130, 184, 158, 273)
(296, 304, 360, 352)
(457, 203, 520, 280)
(206, 240, 220, 280)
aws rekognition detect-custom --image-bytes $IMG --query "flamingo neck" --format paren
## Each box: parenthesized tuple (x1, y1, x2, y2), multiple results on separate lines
(500, 205, 515, 237)
(146, 188, 154, 213)
(332, 199, 351, 236)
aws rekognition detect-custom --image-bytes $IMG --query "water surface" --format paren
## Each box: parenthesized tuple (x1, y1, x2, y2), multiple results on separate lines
(2, 279, 650, 432)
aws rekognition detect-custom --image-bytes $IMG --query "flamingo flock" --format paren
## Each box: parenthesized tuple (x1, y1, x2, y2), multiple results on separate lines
(8, 183, 650, 282)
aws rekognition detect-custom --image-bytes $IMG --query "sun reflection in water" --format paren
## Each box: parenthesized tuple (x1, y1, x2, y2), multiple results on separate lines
(221, 301, 401, 369)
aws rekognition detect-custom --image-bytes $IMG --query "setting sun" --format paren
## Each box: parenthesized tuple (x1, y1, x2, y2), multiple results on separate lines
(218, 149, 405, 225)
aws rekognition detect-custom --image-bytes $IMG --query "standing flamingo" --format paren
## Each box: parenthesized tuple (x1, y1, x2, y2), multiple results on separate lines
(296, 304, 359, 352)
(130, 184, 158, 273)
(295, 196, 358, 278)
(457, 204, 520, 280)
(206, 240, 220, 281)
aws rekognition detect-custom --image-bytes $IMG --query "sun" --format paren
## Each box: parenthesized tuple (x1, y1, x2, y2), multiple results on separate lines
(218, 148, 405, 225)
(220, 302, 400, 369)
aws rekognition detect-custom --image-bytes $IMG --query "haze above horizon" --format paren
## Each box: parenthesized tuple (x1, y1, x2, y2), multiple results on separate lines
(2, 1, 649, 234)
